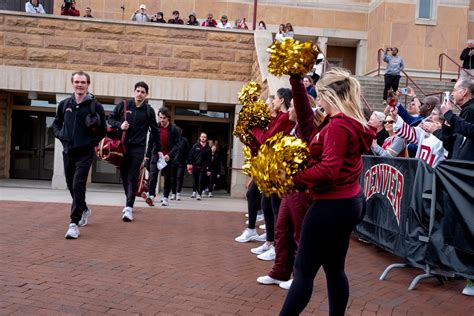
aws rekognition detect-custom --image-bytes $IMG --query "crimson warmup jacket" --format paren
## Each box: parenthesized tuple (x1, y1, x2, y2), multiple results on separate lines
(290, 75, 375, 200)
(252, 111, 295, 145)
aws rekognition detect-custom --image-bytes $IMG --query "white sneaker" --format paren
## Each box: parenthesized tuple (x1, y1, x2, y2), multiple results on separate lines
(65, 223, 80, 239)
(122, 207, 133, 222)
(279, 279, 293, 290)
(255, 233, 267, 242)
(170, 194, 176, 200)
(176, 192, 181, 200)
(208, 192, 213, 198)
(196, 194, 202, 200)
(191, 191, 196, 198)
(78, 208, 91, 227)
(251, 242, 273, 255)
(204, 188, 209, 194)
(256, 275, 283, 285)
(259, 224, 266, 230)
(235, 228, 259, 243)
(161, 197, 169, 206)
(462, 280, 474, 296)
(257, 246, 275, 261)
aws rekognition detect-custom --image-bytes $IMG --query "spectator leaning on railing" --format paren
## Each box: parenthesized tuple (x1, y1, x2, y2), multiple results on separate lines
(61, 0, 80, 16)
(25, 0, 46, 14)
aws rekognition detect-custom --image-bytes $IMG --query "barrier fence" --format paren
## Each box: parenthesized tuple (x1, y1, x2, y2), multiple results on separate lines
(355, 157, 474, 289)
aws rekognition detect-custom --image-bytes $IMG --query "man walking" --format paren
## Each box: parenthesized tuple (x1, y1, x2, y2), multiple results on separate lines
(53, 71, 106, 239)
(108, 82, 161, 222)
(187, 132, 211, 200)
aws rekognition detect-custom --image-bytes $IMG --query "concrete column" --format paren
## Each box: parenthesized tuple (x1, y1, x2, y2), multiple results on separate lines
(356, 39, 368, 76)
(230, 104, 247, 198)
(317, 36, 328, 55)
(51, 94, 69, 189)
(148, 99, 164, 114)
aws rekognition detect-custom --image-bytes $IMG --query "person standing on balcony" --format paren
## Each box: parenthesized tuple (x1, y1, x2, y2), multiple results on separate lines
(382, 47, 404, 104)
(131, 4, 150, 23)
(60, 0, 80, 16)
(460, 40, 474, 80)
(25, 0, 46, 14)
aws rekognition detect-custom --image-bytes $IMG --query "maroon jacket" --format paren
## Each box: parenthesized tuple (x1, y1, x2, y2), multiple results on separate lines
(289, 75, 375, 200)
(252, 111, 295, 145)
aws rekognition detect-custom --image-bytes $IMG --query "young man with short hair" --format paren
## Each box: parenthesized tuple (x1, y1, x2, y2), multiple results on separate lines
(53, 71, 106, 239)
(187, 132, 211, 200)
(108, 82, 161, 221)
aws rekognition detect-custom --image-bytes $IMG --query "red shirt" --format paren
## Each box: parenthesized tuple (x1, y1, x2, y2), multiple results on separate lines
(160, 126, 169, 155)
(293, 113, 375, 200)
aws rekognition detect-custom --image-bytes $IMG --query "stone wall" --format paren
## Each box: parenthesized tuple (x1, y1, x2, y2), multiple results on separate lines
(0, 92, 9, 179)
(0, 11, 254, 82)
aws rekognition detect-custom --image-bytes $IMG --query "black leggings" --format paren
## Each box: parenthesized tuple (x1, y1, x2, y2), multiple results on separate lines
(262, 194, 281, 242)
(246, 181, 261, 229)
(280, 193, 365, 316)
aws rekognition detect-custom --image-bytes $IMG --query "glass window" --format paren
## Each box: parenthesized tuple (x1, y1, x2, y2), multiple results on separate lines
(418, 0, 431, 19)
(175, 107, 230, 119)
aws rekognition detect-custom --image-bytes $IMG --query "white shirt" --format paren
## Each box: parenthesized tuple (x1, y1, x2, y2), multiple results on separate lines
(217, 21, 232, 29)
(25, 2, 46, 14)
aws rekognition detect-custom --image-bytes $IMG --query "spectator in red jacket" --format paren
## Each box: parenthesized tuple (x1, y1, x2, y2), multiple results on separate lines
(61, 0, 80, 16)
(201, 13, 217, 27)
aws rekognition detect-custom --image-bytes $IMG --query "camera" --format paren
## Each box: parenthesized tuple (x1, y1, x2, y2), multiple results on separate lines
(399, 87, 408, 95)
(444, 91, 451, 105)
(64, 0, 74, 9)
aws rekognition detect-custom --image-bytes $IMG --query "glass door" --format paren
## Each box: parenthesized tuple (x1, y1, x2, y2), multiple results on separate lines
(10, 111, 55, 180)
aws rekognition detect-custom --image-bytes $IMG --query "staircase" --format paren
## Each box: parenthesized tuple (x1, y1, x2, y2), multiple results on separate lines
(357, 76, 456, 112)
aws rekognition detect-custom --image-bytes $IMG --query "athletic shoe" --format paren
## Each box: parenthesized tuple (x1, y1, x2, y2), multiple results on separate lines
(78, 208, 91, 227)
(208, 192, 213, 198)
(176, 192, 181, 200)
(462, 280, 474, 296)
(204, 188, 209, 194)
(170, 194, 176, 200)
(257, 246, 275, 261)
(122, 207, 133, 222)
(142, 192, 154, 206)
(235, 228, 259, 243)
(259, 224, 266, 230)
(251, 242, 272, 255)
(196, 194, 202, 200)
(255, 233, 267, 242)
(279, 279, 293, 290)
(256, 275, 283, 285)
(65, 223, 80, 239)
(191, 191, 196, 198)
(161, 197, 169, 206)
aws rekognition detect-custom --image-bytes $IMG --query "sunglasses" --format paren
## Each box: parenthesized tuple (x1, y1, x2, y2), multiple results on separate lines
(384, 120, 395, 124)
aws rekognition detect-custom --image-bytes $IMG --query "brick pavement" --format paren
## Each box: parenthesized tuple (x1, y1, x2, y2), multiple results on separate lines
(0, 200, 473, 315)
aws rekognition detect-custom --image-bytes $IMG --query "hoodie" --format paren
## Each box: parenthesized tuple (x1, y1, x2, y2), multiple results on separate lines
(293, 113, 375, 200)
(53, 93, 106, 153)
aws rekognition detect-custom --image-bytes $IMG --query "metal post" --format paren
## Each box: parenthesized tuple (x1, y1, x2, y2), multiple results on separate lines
(252, 0, 257, 30)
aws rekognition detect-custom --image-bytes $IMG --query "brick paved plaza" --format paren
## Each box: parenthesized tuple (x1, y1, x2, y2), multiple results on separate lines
(0, 200, 473, 315)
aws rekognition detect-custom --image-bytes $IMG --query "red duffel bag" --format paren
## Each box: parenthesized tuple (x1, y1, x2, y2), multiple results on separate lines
(95, 100, 127, 167)
(135, 164, 148, 197)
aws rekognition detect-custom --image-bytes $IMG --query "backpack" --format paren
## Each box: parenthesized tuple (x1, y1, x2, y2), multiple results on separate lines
(63, 97, 100, 135)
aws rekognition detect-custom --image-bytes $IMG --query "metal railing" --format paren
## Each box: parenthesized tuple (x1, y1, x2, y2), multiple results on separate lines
(438, 53, 474, 81)
(376, 48, 448, 106)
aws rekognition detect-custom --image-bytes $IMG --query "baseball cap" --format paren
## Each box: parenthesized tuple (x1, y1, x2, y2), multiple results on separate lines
(139, 4, 146, 9)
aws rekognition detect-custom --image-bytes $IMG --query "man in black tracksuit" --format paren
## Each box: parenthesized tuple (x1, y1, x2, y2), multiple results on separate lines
(108, 81, 160, 222)
(187, 132, 211, 200)
(53, 71, 106, 239)
(170, 128, 189, 201)
(143, 106, 180, 207)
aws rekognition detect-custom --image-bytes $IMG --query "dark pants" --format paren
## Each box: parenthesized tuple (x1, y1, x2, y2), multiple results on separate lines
(261, 193, 281, 242)
(280, 193, 365, 316)
(148, 154, 172, 198)
(383, 74, 401, 100)
(192, 166, 207, 195)
(120, 145, 145, 208)
(208, 171, 218, 193)
(269, 192, 312, 281)
(63, 148, 94, 225)
(246, 181, 261, 229)
(171, 164, 186, 194)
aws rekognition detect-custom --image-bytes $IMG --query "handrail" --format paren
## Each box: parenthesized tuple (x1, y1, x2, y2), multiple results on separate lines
(377, 48, 384, 77)
(438, 53, 473, 81)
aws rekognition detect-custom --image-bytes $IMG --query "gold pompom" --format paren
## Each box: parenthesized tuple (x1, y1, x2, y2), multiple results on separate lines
(233, 99, 272, 147)
(267, 38, 319, 77)
(241, 146, 253, 177)
(238, 81, 262, 105)
(250, 132, 310, 197)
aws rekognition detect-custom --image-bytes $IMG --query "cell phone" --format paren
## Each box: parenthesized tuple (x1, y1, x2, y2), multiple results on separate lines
(399, 87, 408, 95)
(444, 91, 451, 104)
